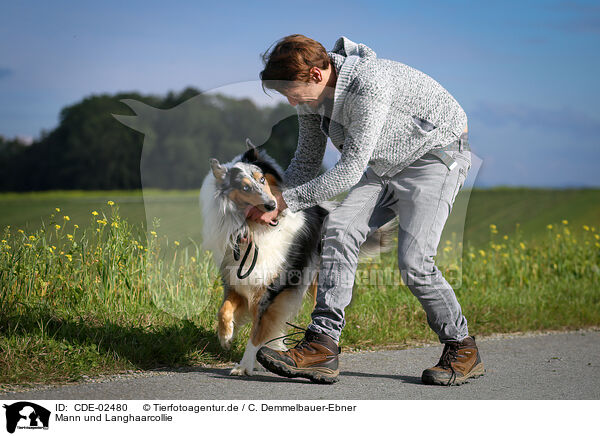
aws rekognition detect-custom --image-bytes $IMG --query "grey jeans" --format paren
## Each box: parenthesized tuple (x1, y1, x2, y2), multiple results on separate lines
(308, 137, 472, 344)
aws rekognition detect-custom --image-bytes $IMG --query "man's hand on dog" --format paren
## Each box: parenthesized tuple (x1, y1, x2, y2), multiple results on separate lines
(246, 191, 287, 225)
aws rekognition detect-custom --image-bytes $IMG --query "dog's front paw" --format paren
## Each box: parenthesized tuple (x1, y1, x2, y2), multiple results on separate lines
(230, 363, 253, 377)
(218, 322, 234, 350)
(219, 333, 233, 350)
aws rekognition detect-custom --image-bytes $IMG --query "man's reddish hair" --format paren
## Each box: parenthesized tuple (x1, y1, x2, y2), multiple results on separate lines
(259, 34, 330, 93)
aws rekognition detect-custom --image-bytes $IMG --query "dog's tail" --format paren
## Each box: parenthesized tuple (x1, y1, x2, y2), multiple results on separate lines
(358, 217, 398, 260)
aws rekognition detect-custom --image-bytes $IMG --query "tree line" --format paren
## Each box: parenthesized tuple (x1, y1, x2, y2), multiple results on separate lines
(0, 87, 301, 191)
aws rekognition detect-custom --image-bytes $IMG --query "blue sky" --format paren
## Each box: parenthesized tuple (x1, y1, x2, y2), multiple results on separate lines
(1, 0, 599, 187)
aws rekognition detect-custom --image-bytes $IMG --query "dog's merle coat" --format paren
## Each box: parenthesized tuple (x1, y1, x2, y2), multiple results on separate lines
(200, 141, 395, 376)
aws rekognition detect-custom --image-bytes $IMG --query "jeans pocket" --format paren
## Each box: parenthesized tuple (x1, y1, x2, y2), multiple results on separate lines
(452, 150, 472, 172)
(450, 166, 468, 208)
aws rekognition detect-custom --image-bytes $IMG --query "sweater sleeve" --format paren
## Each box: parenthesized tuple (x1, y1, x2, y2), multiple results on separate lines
(282, 78, 392, 212)
(283, 108, 327, 189)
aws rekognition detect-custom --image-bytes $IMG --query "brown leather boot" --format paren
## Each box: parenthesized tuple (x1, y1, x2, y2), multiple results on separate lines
(421, 336, 485, 386)
(256, 329, 340, 384)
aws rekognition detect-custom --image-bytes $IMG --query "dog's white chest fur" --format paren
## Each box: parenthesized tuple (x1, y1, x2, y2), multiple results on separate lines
(223, 212, 305, 297)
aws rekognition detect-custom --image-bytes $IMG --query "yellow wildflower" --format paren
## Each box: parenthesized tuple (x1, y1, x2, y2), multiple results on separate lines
(503, 235, 508, 240)
(48, 247, 54, 254)
(55, 224, 61, 230)
(107, 200, 115, 206)
(55, 207, 61, 212)
(64, 216, 70, 221)
(191, 256, 196, 262)
(519, 242, 526, 250)
(596, 242, 600, 248)
(150, 231, 157, 237)
(468, 252, 475, 259)
(65, 254, 73, 261)
(489, 224, 497, 230)
(29, 235, 36, 241)
(74, 224, 79, 229)
(562, 220, 568, 225)
(583, 225, 590, 231)
(67, 234, 73, 240)
(18, 229, 24, 234)
(547, 224, 553, 230)
(24, 243, 32, 248)
(595, 234, 599, 240)
(478, 250, 486, 257)
(111, 222, 119, 228)
(92, 211, 99, 216)
(174, 241, 180, 246)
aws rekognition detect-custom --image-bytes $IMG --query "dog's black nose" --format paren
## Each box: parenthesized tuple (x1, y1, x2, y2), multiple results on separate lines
(264, 202, 276, 211)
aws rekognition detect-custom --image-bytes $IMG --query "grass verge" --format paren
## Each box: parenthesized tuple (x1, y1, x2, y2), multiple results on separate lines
(1, 201, 599, 389)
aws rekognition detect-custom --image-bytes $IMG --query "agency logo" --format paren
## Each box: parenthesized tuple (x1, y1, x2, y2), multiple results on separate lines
(2, 402, 50, 434)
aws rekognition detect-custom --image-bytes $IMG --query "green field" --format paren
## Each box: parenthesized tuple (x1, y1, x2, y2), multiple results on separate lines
(1, 188, 599, 389)
(2, 187, 600, 246)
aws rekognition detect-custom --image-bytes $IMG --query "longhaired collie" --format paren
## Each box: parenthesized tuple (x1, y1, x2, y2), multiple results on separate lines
(200, 139, 396, 376)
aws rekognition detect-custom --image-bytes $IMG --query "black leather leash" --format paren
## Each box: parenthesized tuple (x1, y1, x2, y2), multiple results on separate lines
(232, 219, 278, 279)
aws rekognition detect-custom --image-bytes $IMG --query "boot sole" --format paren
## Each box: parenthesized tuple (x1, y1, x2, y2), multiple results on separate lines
(422, 362, 485, 386)
(257, 353, 339, 384)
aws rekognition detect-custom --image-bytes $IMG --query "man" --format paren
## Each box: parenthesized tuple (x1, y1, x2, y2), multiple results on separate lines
(250, 34, 484, 385)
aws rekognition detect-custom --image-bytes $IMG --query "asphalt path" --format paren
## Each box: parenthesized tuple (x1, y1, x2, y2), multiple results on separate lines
(1, 330, 598, 400)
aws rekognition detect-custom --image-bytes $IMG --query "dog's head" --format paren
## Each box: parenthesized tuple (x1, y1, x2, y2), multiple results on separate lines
(210, 139, 283, 213)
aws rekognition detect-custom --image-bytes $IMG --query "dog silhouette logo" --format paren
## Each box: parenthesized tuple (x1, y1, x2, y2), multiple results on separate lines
(3, 402, 50, 434)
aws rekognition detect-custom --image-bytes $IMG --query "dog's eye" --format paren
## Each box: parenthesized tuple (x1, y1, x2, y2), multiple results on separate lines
(260, 177, 265, 184)
(242, 185, 250, 192)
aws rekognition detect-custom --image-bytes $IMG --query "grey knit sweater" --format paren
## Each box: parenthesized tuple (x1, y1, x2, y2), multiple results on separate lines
(281, 36, 468, 213)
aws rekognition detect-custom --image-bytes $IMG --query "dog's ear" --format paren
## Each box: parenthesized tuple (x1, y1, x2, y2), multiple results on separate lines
(210, 158, 227, 182)
(243, 138, 259, 162)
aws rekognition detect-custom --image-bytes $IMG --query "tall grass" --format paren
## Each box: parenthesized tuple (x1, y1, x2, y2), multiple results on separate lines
(1, 202, 599, 387)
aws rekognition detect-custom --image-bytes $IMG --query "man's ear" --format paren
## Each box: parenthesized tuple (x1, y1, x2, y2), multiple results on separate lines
(243, 138, 259, 162)
(210, 158, 227, 182)
(309, 66, 323, 83)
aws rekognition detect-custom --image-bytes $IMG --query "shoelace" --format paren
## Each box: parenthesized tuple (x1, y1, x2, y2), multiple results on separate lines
(264, 322, 309, 348)
(440, 343, 460, 386)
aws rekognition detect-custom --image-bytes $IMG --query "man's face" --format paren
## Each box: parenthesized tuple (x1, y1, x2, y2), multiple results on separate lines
(280, 81, 326, 109)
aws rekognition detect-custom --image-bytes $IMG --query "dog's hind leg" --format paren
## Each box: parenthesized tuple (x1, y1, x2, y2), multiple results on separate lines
(230, 289, 303, 376)
(230, 338, 262, 376)
(218, 289, 246, 350)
